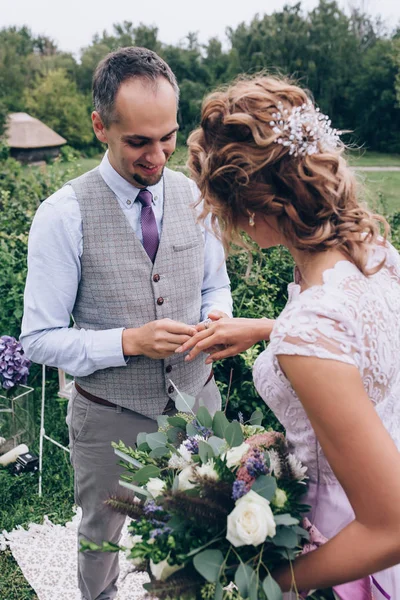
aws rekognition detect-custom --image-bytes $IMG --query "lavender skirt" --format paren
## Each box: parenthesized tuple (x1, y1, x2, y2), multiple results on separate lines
(283, 481, 398, 599)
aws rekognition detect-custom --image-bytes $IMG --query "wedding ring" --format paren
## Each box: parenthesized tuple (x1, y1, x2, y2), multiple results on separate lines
(203, 318, 212, 329)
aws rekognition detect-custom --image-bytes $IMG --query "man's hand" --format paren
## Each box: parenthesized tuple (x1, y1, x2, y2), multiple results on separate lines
(122, 318, 197, 358)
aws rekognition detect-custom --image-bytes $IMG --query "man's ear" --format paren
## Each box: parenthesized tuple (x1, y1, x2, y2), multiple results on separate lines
(92, 111, 107, 143)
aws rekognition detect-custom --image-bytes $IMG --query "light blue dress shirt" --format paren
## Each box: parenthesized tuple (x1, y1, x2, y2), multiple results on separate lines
(20, 153, 232, 377)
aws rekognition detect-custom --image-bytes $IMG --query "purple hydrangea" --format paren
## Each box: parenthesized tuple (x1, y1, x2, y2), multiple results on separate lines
(246, 448, 269, 478)
(0, 336, 31, 391)
(143, 501, 163, 515)
(149, 526, 172, 538)
(183, 437, 199, 454)
(232, 480, 249, 501)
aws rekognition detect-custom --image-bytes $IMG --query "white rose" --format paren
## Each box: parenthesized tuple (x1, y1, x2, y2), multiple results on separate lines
(226, 490, 276, 547)
(177, 465, 197, 491)
(150, 558, 184, 581)
(146, 477, 166, 498)
(196, 459, 219, 481)
(222, 442, 250, 468)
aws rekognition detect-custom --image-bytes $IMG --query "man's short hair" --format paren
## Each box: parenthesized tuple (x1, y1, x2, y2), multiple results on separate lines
(92, 46, 179, 127)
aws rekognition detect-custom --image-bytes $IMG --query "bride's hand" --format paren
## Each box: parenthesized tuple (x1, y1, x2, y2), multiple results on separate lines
(175, 314, 275, 364)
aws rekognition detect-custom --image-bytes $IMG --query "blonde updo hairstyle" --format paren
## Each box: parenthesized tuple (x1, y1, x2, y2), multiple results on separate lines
(187, 75, 388, 276)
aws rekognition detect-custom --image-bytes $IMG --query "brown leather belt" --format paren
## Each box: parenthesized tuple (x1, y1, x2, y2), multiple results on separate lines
(75, 369, 214, 414)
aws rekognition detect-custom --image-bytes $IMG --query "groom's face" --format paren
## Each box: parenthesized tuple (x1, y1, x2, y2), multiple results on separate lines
(93, 77, 178, 188)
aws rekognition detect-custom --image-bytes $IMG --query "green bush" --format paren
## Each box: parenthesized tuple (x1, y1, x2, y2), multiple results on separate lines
(0, 156, 83, 337)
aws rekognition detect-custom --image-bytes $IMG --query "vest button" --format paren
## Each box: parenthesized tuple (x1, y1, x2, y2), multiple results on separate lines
(157, 297, 164, 305)
(166, 365, 172, 373)
(168, 385, 174, 395)
(153, 274, 160, 282)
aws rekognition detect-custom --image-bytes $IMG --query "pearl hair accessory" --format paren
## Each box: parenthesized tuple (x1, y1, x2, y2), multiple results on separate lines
(269, 101, 341, 157)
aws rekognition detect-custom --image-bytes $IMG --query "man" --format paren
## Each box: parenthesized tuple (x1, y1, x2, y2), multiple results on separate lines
(20, 47, 232, 600)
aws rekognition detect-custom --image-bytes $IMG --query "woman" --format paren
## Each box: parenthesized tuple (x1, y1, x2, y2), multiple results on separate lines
(178, 75, 400, 598)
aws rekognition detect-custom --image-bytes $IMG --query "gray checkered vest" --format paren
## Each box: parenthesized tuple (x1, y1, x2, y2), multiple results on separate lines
(70, 167, 210, 419)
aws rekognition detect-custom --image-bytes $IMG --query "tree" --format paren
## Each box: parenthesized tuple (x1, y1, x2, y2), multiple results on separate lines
(24, 69, 94, 148)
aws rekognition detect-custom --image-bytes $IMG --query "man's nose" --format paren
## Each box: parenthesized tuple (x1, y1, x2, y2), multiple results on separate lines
(144, 143, 166, 165)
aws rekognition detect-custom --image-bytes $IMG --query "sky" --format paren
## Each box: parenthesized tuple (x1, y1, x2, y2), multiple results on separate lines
(1, 0, 399, 58)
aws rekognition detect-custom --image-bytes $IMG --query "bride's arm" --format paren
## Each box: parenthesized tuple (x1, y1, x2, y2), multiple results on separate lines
(175, 315, 275, 363)
(273, 354, 400, 592)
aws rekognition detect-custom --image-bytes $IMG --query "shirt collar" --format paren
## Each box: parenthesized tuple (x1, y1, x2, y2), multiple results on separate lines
(99, 151, 164, 208)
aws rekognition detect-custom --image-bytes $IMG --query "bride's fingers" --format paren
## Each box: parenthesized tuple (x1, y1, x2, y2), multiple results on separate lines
(205, 345, 238, 363)
(175, 328, 214, 353)
(184, 334, 221, 361)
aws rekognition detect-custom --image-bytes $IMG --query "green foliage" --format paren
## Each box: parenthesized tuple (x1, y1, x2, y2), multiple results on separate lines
(215, 247, 294, 424)
(24, 69, 94, 148)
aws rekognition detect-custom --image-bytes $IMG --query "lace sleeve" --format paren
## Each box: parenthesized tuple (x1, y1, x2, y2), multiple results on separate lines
(269, 298, 362, 369)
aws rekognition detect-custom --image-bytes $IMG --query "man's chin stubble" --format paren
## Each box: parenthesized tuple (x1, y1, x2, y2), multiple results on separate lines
(132, 168, 165, 188)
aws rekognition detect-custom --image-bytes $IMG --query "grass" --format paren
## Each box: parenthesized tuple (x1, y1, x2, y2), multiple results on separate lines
(347, 150, 400, 167)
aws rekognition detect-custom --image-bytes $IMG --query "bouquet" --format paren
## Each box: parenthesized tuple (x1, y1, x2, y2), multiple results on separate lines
(0, 335, 31, 392)
(84, 388, 335, 599)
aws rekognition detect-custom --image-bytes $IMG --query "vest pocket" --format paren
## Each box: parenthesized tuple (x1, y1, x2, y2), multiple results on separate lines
(173, 240, 200, 252)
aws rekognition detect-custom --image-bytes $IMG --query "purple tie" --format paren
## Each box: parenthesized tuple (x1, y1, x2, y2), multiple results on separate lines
(137, 189, 159, 262)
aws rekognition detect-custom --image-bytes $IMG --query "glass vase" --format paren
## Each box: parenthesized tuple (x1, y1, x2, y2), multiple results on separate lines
(0, 384, 34, 454)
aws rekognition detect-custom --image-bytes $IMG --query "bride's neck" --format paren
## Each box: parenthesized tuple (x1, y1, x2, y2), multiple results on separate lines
(289, 247, 349, 290)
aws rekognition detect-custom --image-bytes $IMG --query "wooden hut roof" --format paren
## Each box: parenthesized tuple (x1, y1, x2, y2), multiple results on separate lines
(6, 113, 67, 149)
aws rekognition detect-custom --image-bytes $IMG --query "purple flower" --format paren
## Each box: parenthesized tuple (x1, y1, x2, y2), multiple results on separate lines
(183, 437, 199, 454)
(143, 501, 163, 515)
(232, 480, 249, 501)
(245, 449, 269, 478)
(0, 336, 31, 391)
(192, 420, 213, 439)
(149, 526, 172, 538)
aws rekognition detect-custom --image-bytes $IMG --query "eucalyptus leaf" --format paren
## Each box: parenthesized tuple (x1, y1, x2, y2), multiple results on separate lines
(212, 411, 229, 438)
(146, 432, 168, 450)
(136, 432, 147, 447)
(273, 514, 299, 527)
(167, 416, 187, 428)
(262, 574, 283, 600)
(186, 422, 198, 437)
(167, 515, 186, 533)
(225, 421, 244, 448)
(235, 562, 254, 598)
(271, 525, 300, 548)
(137, 442, 151, 453)
(149, 446, 170, 459)
(293, 525, 309, 539)
(131, 465, 161, 484)
(157, 415, 169, 429)
(167, 426, 185, 444)
(207, 436, 226, 456)
(251, 475, 277, 501)
(175, 391, 196, 413)
(196, 405, 213, 429)
(198, 440, 215, 464)
(249, 409, 264, 426)
(193, 549, 224, 583)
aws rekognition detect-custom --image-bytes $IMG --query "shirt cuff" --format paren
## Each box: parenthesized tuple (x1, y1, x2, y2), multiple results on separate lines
(91, 327, 128, 370)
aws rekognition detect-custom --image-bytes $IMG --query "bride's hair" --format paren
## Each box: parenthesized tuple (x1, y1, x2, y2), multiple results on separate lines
(187, 74, 389, 276)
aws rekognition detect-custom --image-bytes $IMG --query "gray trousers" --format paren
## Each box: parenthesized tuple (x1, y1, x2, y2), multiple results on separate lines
(66, 378, 221, 600)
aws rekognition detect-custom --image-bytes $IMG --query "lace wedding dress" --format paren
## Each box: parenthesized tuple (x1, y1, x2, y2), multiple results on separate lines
(253, 241, 400, 600)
